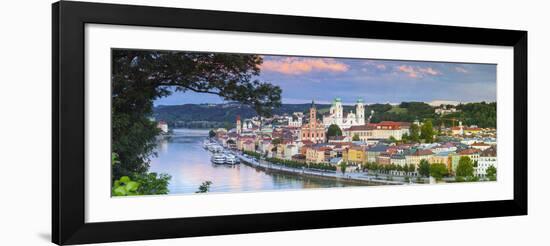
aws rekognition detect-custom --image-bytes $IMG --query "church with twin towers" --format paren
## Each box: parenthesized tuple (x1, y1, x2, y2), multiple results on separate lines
(322, 97, 366, 130)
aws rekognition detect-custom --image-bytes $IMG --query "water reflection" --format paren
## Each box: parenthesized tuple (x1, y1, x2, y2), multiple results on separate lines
(149, 129, 361, 195)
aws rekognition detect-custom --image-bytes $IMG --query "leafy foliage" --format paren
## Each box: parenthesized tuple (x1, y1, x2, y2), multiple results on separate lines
(264, 157, 337, 171)
(271, 138, 282, 145)
(132, 172, 171, 195)
(339, 162, 348, 175)
(441, 102, 496, 128)
(352, 134, 360, 141)
(429, 163, 448, 180)
(418, 159, 431, 177)
(409, 124, 420, 142)
(369, 102, 434, 123)
(420, 120, 435, 143)
(486, 165, 497, 181)
(327, 124, 343, 138)
(112, 49, 282, 180)
(456, 156, 475, 178)
(112, 176, 141, 196)
(196, 181, 213, 193)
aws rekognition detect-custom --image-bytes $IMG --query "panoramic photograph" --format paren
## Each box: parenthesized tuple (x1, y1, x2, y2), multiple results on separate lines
(111, 49, 497, 196)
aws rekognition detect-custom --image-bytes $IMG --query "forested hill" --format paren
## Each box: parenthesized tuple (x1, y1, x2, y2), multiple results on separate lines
(153, 103, 323, 128)
(153, 101, 496, 129)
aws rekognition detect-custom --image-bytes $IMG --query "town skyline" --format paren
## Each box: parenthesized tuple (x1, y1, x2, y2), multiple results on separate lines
(154, 55, 496, 106)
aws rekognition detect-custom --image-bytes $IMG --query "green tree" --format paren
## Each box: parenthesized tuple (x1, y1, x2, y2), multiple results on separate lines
(327, 124, 343, 138)
(406, 164, 416, 174)
(429, 163, 448, 181)
(401, 133, 410, 143)
(339, 162, 348, 175)
(271, 138, 282, 145)
(486, 165, 497, 181)
(456, 156, 475, 179)
(410, 124, 420, 142)
(388, 136, 397, 143)
(112, 50, 282, 180)
(132, 172, 171, 195)
(196, 181, 213, 193)
(352, 134, 360, 141)
(420, 120, 435, 143)
(418, 159, 431, 177)
(208, 130, 216, 138)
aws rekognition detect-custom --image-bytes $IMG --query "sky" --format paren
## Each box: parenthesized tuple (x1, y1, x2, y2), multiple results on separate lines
(153, 55, 496, 106)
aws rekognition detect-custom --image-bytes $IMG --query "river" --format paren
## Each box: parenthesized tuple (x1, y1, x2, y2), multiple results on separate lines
(149, 128, 363, 195)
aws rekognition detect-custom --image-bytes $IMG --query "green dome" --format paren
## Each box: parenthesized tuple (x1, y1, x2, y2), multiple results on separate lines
(357, 98, 364, 103)
(334, 97, 342, 102)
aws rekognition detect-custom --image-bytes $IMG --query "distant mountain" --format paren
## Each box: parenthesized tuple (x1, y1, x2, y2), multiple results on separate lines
(153, 101, 496, 129)
(153, 103, 332, 126)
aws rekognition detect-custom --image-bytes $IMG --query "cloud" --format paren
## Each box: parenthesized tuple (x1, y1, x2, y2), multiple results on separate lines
(362, 60, 387, 71)
(397, 65, 441, 78)
(260, 57, 349, 75)
(455, 66, 469, 73)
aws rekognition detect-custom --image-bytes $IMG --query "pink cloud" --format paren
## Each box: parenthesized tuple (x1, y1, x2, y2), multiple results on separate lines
(261, 58, 349, 75)
(397, 65, 441, 78)
(455, 66, 469, 73)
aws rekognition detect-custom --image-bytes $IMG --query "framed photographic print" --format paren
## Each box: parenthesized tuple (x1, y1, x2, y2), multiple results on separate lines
(52, 1, 527, 245)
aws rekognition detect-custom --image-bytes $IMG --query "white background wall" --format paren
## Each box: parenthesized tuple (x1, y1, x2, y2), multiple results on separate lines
(0, 0, 546, 245)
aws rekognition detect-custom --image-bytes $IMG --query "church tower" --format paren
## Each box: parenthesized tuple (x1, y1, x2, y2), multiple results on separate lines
(334, 97, 343, 125)
(309, 100, 317, 127)
(356, 98, 365, 125)
(236, 115, 242, 135)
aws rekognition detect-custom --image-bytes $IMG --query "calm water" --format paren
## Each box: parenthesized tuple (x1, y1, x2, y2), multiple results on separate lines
(149, 128, 360, 194)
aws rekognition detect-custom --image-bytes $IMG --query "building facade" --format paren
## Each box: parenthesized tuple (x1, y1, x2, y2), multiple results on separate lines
(476, 147, 497, 177)
(301, 101, 326, 143)
(344, 121, 410, 142)
(343, 145, 366, 165)
(322, 98, 365, 129)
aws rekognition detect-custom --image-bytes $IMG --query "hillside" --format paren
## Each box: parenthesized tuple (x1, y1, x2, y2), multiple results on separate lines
(153, 103, 331, 128)
(153, 101, 496, 129)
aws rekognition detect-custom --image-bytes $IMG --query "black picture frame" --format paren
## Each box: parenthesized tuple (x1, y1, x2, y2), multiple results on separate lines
(52, 1, 527, 245)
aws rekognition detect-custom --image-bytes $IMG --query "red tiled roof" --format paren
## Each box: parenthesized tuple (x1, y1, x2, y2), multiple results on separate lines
(458, 148, 481, 155)
(481, 147, 497, 157)
(347, 125, 371, 131)
(301, 140, 314, 145)
(415, 149, 434, 156)
(471, 142, 490, 146)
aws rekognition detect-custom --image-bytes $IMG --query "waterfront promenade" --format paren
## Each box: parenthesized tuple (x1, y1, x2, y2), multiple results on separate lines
(234, 152, 404, 186)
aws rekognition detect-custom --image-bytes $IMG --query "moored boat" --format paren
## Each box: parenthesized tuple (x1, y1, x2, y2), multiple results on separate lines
(211, 153, 226, 164)
(224, 154, 239, 165)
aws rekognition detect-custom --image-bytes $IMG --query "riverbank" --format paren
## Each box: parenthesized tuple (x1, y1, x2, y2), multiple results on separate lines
(235, 153, 404, 186)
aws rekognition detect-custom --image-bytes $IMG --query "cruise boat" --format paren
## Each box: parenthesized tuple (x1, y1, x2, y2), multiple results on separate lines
(208, 145, 223, 153)
(211, 153, 226, 164)
(224, 154, 239, 165)
(202, 140, 212, 149)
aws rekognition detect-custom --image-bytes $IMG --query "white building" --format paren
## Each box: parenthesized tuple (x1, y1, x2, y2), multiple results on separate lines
(283, 144, 299, 160)
(476, 147, 497, 178)
(287, 112, 303, 127)
(322, 98, 365, 129)
(435, 105, 458, 115)
(157, 121, 168, 133)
